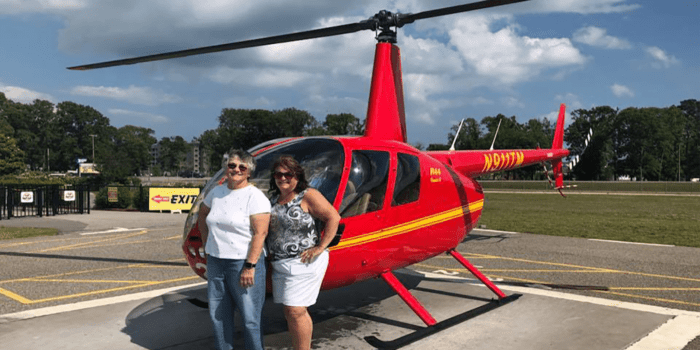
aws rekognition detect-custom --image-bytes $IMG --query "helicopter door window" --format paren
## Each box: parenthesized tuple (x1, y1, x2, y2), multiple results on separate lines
(340, 150, 390, 218)
(392, 153, 420, 206)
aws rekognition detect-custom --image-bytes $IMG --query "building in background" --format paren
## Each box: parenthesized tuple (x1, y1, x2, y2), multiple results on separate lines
(186, 138, 210, 176)
(150, 138, 209, 177)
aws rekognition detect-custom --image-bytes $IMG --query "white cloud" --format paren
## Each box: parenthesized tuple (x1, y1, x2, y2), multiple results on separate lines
(209, 67, 319, 88)
(449, 14, 587, 86)
(573, 26, 631, 49)
(554, 93, 583, 110)
(611, 84, 634, 98)
(108, 109, 169, 124)
(222, 96, 276, 108)
(70, 85, 182, 106)
(501, 96, 524, 108)
(0, 84, 55, 104)
(645, 46, 680, 68)
(0, 0, 85, 14)
(526, 0, 641, 14)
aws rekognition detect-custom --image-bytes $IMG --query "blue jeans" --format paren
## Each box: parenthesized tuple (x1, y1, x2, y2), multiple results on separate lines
(207, 255, 266, 350)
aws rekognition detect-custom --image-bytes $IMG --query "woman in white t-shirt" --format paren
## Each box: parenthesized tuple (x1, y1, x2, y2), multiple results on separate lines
(197, 149, 271, 350)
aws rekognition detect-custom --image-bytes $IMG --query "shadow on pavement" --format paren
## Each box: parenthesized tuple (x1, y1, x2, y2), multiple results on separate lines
(121, 269, 425, 349)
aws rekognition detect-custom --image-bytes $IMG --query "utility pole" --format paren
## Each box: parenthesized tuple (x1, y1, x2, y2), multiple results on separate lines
(678, 143, 681, 182)
(90, 135, 97, 162)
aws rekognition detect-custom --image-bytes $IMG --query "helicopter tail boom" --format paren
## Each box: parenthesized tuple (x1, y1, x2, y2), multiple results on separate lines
(427, 104, 569, 179)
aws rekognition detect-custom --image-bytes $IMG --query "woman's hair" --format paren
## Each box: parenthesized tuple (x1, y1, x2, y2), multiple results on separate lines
(269, 155, 308, 196)
(222, 148, 256, 175)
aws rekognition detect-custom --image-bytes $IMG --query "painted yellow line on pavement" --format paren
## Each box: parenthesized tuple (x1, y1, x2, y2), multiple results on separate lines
(0, 258, 188, 285)
(0, 287, 32, 304)
(2, 276, 201, 304)
(32, 230, 148, 253)
(25, 278, 165, 284)
(482, 272, 700, 308)
(457, 252, 700, 283)
(481, 269, 610, 273)
(608, 287, 700, 291)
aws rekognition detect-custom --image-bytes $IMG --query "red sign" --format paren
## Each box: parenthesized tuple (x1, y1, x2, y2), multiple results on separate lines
(151, 195, 171, 203)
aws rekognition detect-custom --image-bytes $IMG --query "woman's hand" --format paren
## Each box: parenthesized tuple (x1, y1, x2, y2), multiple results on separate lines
(240, 267, 255, 288)
(300, 246, 325, 264)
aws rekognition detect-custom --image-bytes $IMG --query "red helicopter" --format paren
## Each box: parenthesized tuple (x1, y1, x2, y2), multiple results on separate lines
(70, 0, 571, 346)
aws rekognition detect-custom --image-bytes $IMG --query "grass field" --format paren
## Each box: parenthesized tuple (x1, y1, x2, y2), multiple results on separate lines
(479, 192, 700, 248)
(0, 226, 58, 240)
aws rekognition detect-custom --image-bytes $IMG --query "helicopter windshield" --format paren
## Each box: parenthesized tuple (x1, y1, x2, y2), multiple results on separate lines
(250, 138, 345, 204)
(182, 138, 344, 238)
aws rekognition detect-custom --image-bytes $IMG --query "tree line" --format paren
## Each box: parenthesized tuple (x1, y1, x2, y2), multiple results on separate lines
(2, 91, 698, 183)
(429, 99, 700, 181)
(0, 93, 364, 183)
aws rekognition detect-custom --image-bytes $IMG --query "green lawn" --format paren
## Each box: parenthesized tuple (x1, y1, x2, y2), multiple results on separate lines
(0, 226, 58, 240)
(479, 193, 700, 248)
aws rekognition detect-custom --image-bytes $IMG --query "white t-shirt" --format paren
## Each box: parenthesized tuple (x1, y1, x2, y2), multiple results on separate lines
(203, 184, 271, 259)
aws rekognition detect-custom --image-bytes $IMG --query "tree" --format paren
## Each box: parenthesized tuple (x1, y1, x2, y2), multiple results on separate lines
(322, 113, 364, 135)
(54, 101, 112, 171)
(678, 99, 700, 180)
(158, 136, 189, 175)
(566, 106, 618, 180)
(112, 125, 157, 176)
(449, 118, 483, 151)
(201, 108, 318, 169)
(0, 113, 25, 175)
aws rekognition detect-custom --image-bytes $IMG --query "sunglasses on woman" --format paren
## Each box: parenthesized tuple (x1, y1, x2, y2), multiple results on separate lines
(273, 171, 294, 180)
(228, 163, 248, 172)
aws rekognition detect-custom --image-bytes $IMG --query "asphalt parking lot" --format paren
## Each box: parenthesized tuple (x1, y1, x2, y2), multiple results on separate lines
(1, 211, 699, 349)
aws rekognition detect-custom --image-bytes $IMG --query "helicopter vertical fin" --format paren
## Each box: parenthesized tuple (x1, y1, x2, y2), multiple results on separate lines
(364, 43, 407, 142)
(551, 104, 566, 189)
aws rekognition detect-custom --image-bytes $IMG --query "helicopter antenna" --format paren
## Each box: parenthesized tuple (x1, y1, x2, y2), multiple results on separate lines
(489, 118, 502, 151)
(449, 119, 466, 151)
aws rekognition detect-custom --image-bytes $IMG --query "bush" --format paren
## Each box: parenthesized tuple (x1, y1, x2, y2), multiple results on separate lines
(95, 186, 134, 209)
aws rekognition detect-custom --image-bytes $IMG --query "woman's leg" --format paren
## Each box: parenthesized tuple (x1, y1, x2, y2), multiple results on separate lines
(206, 255, 234, 350)
(283, 305, 312, 350)
(229, 258, 266, 350)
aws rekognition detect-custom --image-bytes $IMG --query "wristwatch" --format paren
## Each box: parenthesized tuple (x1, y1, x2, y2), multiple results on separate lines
(243, 261, 256, 269)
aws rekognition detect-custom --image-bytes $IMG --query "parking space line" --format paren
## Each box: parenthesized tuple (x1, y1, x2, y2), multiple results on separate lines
(0, 287, 32, 304)
(31, 230, 148, 253)
(1, 276, 200, 304)
(415, 250, 700, 309)
(460, 252, 700, 283)
(80, 227, 146, 235)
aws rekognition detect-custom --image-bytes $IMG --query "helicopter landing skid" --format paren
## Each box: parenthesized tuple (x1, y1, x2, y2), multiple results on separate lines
(364, 293, 521, 349)
(365, 250, 520, 349)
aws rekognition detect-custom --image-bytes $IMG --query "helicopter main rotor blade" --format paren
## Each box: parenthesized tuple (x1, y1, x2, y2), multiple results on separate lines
(68, 22, 372, 70)
(68, 0, 529, 71)
(399, 0, 529, 25)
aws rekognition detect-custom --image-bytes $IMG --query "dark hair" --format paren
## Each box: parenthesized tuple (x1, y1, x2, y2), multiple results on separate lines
(269, 155, 308, 196)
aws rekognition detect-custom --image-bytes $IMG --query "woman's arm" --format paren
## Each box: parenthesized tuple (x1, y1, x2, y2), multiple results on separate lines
(300, 188, 340, 263)
(197, 204, 211, 246)
(240, 212, 270, 288)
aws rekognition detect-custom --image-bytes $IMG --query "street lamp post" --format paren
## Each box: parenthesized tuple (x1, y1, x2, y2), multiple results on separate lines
(90, 135, 97, 162)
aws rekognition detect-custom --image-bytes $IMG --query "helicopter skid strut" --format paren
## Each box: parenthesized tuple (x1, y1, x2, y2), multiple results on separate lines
(365, 249, 521, 349)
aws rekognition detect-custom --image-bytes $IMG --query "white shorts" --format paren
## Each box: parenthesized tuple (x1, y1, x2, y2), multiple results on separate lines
(270, 250, 329, 307)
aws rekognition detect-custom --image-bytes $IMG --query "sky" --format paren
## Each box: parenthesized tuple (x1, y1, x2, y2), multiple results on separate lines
(1, 0, 698, 147)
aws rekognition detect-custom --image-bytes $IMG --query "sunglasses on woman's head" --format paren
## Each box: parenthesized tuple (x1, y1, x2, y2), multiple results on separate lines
(228, 163, 248, 171)
(273, 171, 294, 180)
